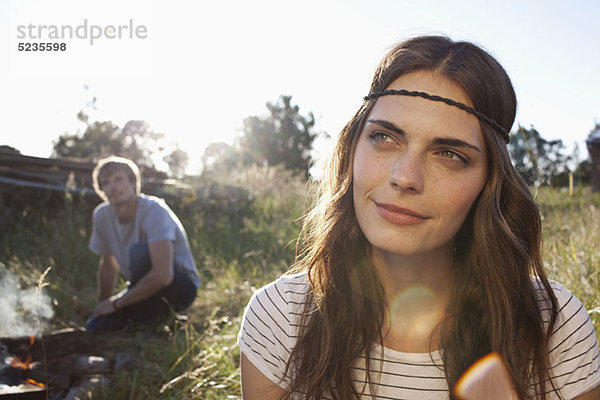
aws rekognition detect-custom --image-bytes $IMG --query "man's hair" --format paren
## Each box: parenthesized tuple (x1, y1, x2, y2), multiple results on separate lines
(92, 156, 141, 201)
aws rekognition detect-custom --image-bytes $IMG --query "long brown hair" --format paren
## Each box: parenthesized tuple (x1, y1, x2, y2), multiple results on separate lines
(285, 36, 559, 399)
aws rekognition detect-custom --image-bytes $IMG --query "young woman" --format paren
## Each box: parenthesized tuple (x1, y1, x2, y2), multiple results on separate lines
(238, 36, 600, 399)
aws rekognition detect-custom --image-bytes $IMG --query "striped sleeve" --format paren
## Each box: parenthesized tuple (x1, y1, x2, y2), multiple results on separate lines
(238, 274, 309, 389)
(547, 281, 600, 399)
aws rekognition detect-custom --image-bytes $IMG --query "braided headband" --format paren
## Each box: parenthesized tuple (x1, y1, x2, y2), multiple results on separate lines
(364, 89, 510, 144)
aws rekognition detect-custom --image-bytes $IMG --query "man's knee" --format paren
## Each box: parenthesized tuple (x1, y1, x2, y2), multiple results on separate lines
(162, 269, 197, 311)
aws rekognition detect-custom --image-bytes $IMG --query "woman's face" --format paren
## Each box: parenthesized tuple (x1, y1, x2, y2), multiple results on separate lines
(352, 70, 488, 258)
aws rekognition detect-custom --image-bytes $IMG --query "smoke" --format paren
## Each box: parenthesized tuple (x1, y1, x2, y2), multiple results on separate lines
(0, 271, 54, 337)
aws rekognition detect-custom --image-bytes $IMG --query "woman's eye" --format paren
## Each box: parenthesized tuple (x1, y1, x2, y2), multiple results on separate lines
(367, 131, 395, 144)
(439, 150, 468, 164)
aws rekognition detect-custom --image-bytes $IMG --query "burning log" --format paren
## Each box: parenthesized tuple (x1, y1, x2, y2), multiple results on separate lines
(0, 328, 123, 399)
(1, 328, 104, 362)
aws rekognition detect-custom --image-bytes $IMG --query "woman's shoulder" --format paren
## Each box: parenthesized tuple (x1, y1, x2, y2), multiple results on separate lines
(275, 271, 312, 294)
(534, 278, 600, 396)
(533, 278, 595, 320)
(531, 278, 600, 397)
(541, 279, 594, 339)
(238, 272, 311, 388)
(532, 278, 580, 311)
(532, 278, 592, 332)
(531, 278, 597, 352)
(248, 271, 312, 312)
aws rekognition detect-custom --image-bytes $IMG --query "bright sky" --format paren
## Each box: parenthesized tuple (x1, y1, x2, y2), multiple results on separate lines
(1, 0, 599, 174)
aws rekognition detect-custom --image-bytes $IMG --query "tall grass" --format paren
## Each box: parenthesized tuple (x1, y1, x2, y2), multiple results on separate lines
(534, 187, 600, 333)
(0, 165, 307, 398)
(0, 197, 100, 326)
(0, 173, 598, 398)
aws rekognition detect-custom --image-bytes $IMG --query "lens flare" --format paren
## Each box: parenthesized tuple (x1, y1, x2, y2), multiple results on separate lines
(387, 285, 441, 339)
(454, 352, 517, 400)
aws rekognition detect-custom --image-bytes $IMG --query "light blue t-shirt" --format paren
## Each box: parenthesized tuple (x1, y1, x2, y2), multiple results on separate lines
(89, 194, 201, 288)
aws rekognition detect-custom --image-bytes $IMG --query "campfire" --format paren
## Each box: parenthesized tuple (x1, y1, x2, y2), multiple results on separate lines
(0, 328, 130, 400)
(2, 335, 46, 390)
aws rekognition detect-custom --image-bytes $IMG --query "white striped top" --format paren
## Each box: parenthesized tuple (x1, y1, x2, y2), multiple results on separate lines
(238, 273, 600, 399)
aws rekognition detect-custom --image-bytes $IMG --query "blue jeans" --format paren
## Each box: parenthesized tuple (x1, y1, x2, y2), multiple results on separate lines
(85, 242, 198, 333)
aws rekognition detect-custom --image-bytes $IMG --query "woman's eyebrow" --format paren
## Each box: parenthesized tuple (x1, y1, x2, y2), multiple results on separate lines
(433, 138, 481, 153)
(367, 119, 406, 136)
(367, 119, 481, 152)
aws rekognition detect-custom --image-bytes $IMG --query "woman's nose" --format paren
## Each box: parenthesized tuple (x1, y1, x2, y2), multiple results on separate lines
(389, 151, 425, 193)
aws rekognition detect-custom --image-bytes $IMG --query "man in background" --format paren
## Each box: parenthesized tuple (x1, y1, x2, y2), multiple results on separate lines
(84, 156, 200, 333)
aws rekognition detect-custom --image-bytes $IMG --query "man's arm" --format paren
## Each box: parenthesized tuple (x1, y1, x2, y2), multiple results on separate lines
(109, 239, 174, 309)
(92, 255, 120, 316)
(98, 255, 119, 300)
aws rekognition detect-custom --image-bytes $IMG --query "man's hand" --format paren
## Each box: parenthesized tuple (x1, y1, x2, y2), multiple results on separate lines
(92, 298, 117, 317)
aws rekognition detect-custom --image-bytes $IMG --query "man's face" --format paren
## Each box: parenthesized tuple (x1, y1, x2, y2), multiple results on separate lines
(99, 170, 137, 206)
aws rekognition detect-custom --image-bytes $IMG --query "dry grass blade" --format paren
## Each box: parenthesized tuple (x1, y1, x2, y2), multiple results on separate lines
(36, 266, 51, 291)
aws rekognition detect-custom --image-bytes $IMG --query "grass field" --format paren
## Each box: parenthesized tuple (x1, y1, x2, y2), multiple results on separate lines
(1, 170, 598, 399)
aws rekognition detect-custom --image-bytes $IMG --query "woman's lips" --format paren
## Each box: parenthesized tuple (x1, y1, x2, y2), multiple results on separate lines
(374, 202, 430, 225)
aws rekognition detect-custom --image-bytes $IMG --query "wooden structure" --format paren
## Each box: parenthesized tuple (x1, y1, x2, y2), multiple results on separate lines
(587, 130, 600, 192)
(0, 149, 190, 223)
(0, 150, 98, 195)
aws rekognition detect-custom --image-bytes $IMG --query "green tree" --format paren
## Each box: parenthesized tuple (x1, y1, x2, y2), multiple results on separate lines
(201, 142, 242, 179)
(52, 112, 164, 171)
(508, 125, 571, 186)
(237, 95, 322, 178)
(163, 147, 189, 179)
